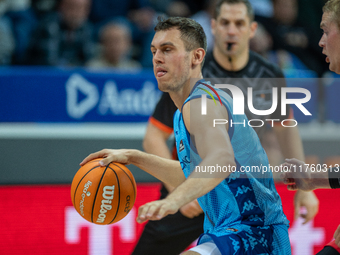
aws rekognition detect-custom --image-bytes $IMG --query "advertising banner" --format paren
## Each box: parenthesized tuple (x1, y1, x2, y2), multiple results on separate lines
(0, 68, 160, 123)
(0, 184, 339, 255)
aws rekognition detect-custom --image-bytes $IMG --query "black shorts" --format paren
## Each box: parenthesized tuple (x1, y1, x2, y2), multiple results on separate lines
(317, 246, 340, 255)
(131, 184, 204, 255)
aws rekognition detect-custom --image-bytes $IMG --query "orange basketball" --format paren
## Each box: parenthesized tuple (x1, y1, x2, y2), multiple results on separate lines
(71, 158, 137, 225)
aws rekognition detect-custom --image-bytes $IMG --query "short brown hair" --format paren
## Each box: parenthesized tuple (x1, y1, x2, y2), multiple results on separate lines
(214, 0, 254, 21)
(323, 0, 340, 30)
(154, 16, 207, 65)
(154, 16, 207, 52)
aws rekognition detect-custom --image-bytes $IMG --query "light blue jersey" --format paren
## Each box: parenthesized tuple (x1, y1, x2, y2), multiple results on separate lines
(173, 80, 291, 255)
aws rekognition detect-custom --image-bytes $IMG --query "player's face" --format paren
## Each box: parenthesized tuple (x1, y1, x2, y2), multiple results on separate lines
(151, 28, 191, 92)
(319, 12, 340, 74)
(211, 3, 256, 58)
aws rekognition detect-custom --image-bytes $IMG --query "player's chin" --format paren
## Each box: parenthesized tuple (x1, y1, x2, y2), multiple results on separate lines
(157, 82, 172, 92)
(330, 62, 340, 75)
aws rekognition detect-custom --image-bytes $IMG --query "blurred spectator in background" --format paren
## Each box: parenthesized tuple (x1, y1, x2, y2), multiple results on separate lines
(0, 0, 36, 65)
(146, 0, 171, 15)
(31, 0, 57, 19)
(249, 22, 272, 58)
(0, 12, 15, 65)
(86, 21, 141, 70)
(191, 0, 216, 52)
(250, 22, 310, 71)
(88, 0, 156, 68)
(164, 0, 206, 17)
(161, 0, 214, 50)
(166, 1, 191, 17)
(89, 0, 150, 25)
(172, 0, 206, 16)
(297, 0, 324, 37)
(256, 0, 328, 76)
(249, 0, 273, 18)
(28, 0, 94, 66)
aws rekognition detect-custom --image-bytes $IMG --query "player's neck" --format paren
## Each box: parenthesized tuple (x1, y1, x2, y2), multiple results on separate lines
(213, 47, 249, 72)
(168, 89, 187, 112)
(169, 75, 202, 112)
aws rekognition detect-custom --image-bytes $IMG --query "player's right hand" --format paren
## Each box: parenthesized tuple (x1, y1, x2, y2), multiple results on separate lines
(179, 200, 203, 218)
(80, 149, 132, 167)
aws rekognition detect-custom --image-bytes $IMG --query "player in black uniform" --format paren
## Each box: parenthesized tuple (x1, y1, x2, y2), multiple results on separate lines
(282, 1, 340, 254)
(281, 0, 340, 192)
(132, 1, 319, 254)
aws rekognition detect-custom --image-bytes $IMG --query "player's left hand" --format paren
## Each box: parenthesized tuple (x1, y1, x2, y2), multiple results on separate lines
(294, 190, 319, 224)
(136, 199, 179, 223)
(334, 225, 340, 248)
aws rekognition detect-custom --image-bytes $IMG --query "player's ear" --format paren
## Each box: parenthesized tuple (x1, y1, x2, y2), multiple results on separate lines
(192, 48, 205, 67)
(249, 21, 258, 39)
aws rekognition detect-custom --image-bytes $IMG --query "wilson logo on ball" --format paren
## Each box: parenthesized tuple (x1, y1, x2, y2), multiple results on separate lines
(96, 185, 115, 223)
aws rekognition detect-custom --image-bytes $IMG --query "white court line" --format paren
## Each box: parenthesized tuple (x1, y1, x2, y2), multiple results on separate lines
(0, 123, 147, 139)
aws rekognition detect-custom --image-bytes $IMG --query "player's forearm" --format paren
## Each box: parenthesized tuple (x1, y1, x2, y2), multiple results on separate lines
(274, 125, 305, 161)
(143, 139, 175, 191)
(143, 123, 176, 191)
(143, 132, 172, 159)
(143, 122, 172, 156)
(166, 176, 225, 209)
(301, 170, 332, 189)
(127, 149, 185, 187)
(166, 151, 236, 208)
(311, 170, 331, 189)
(272, 125, 304, 181)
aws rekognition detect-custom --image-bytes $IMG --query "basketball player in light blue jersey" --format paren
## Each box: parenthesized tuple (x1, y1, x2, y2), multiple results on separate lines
(81, 16, 291, 254)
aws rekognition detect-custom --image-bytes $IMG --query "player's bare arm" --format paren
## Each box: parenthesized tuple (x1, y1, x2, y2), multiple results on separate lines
(137, 98, 236, 223)
(273, 124, 304, 162)
(143, 121, 173, 160)
(281, 158, 331, 191)
(143, 121, 177, 193)
(273, 122, 319, 224)
(143, 121, 175, 191)
(80, 149, 185, 188)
